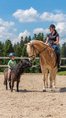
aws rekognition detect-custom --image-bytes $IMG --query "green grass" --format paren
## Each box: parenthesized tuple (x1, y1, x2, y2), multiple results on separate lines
(0, 71, 66, 75)
(0, 72, 3, 75)
(58, 71, 66, 75)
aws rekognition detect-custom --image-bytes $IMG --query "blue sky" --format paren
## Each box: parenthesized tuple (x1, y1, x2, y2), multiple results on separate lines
(0, 0, 66, 44)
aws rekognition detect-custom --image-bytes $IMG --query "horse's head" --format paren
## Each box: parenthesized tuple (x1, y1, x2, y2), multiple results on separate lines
(26, 42, 37, 60)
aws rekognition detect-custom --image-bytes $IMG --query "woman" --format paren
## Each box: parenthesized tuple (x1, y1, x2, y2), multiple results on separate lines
(46, 24, 60, 68)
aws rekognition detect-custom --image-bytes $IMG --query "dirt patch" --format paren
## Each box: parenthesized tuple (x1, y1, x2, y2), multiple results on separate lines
(0, 73, 66, 118)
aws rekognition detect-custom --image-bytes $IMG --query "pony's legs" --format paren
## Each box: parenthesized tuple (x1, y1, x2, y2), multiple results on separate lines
(16, 81, 19, 92)
(9, 80, 11, 89)
(4, 78, 8, 90)
(6, 80, 8, 90)
(11, 80, 14, 92)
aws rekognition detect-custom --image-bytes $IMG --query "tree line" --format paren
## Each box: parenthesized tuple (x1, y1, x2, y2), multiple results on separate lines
(0, 33, 66, 72)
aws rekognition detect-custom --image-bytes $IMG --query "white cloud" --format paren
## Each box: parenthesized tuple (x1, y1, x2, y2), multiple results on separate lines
(33, 28, 49, 34)
(18, 30, 30, 41)
(56, 22, 66, 44)
(1, 9, 66, 45)
(40, 12, 66, 23)
(13, 7, 38, 22)
(0, 18, 17, 42)
(33, 28, 44, 34)
(0, 18, 14, 28)
(13, 8, 66, 23)
(56, 22, 66, 34)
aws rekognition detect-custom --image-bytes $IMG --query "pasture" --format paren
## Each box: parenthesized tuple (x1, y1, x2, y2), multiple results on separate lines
(0, 73, 66, 118)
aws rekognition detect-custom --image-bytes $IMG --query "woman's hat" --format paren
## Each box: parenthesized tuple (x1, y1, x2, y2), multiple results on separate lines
(49, 24, 55, 29)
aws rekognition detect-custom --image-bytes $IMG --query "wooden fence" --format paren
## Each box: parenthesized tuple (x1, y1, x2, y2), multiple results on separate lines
(0, 57, 66, 68)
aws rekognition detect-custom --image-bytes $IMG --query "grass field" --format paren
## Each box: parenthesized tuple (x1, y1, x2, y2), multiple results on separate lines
(0, 71, 66, 75)
(58, 71, 66, 75)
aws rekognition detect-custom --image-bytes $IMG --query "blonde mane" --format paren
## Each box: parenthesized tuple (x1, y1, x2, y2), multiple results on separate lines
(30, 40, 54, 52)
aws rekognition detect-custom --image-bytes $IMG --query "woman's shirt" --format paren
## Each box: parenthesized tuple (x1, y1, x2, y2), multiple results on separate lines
(47, 30, 59, 46)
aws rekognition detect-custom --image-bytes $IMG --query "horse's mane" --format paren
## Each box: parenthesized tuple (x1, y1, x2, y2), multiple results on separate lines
(30, 40, 54, 52)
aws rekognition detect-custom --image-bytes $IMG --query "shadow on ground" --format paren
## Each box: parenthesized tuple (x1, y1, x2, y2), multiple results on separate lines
(18, 89, 43, 93)
(19, 87, 66, 93)
(60, 87, 66, 92)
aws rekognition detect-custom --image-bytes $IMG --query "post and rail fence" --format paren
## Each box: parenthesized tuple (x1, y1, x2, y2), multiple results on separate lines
(0, 57, 66, 68)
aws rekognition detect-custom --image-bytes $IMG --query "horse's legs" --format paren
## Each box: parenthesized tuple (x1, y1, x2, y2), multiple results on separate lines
(43, 74, 46, 92)
(16, 81, 19, 92)
(52, 68, 57, 89)
(49, 73, 53, 88)
(49, 68, 57, 91)
(43, 72, 46, 92)
(45, 69, 48, 88)
(42, 69, 49, 92)
(49, 69, 53, 89)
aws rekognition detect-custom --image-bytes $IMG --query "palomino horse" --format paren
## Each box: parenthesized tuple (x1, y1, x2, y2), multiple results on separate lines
(26, 40, 58, 91)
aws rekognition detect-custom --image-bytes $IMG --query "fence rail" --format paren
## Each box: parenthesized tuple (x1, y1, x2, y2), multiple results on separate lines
(0, 57, 66, 68)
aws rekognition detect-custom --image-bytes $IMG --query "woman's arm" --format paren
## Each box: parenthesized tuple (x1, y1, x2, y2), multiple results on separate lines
(45, 37, 49, 44)
(54, 36, 59, 45)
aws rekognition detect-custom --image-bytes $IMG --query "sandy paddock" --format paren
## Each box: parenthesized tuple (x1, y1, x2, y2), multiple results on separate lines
(0, 73, 66, 118)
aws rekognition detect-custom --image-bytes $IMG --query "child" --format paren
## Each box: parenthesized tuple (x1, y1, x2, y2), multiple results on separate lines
(8, 53, 16, 80)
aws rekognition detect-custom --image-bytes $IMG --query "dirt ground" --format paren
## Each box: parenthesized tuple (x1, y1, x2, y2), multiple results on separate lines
(0, 73, 66, 118)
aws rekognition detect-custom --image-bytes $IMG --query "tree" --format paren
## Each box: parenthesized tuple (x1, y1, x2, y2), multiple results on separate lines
(3, 39, 14, 56)
(61, 43, 66, 65)
(61, 43, 66, 57)
(14, 43, 22, 57)
(33, 33, 44, 41)
(0, 41, 4, 56)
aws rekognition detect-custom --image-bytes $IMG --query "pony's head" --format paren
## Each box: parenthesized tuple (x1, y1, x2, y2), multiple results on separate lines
(26, 42, 37, 60)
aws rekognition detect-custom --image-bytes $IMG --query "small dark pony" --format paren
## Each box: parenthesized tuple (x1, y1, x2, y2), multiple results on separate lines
(4, 59, 32, 92)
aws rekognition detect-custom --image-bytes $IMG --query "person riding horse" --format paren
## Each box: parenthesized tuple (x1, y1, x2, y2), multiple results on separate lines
(8, 53, 16, 80)
(46, 24, 60, 68)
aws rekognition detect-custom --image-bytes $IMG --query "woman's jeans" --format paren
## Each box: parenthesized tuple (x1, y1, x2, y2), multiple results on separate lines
(51, 44, 60, 54)
(51, 44, 60, 67)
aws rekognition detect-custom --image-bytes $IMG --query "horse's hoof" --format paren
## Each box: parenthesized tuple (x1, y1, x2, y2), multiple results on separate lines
(43, 89, 46, 92)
